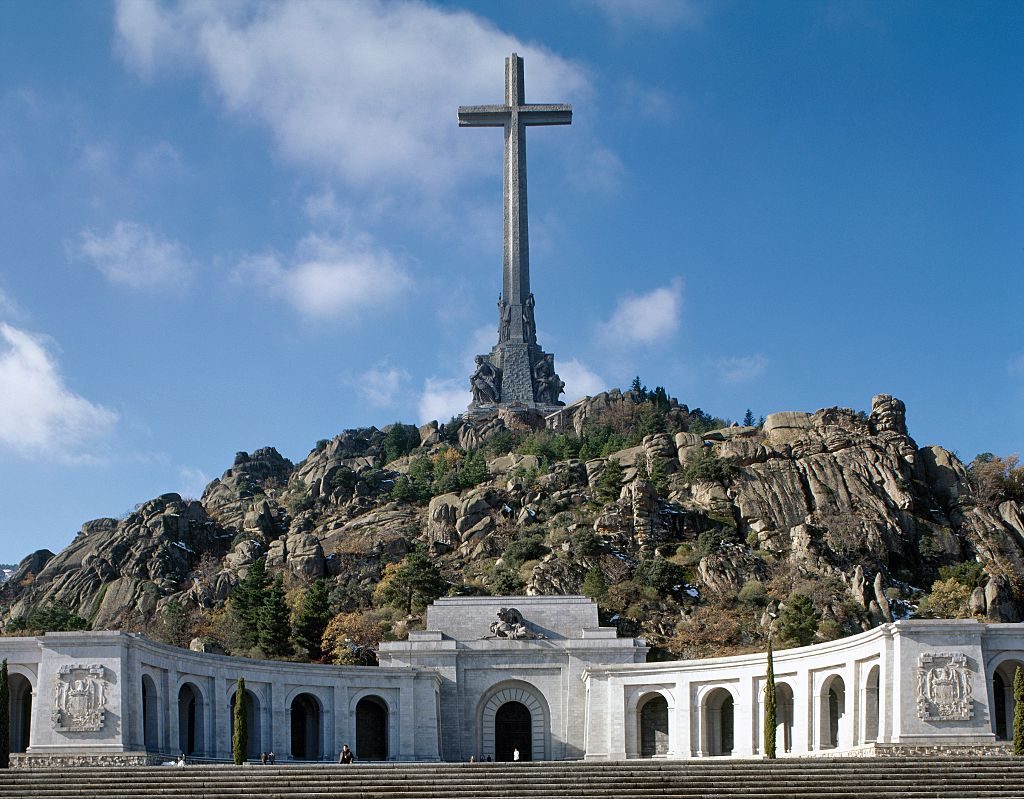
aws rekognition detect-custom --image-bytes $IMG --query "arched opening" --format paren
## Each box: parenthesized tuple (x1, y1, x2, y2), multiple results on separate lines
(864, 666, 880, 743)
(355, 696, 389, 761)
(290, 693, 322, 761)
(479, 684, 548, 762)
(638, 693, 669, 758)
(228, 689, 262, 760)
(993, 659, 1024, 740)
(177, 683, 205, 756)
(495, 701, 532, 761)
(821, 675, 846, 749)
(702, 688, 734, 756)
(775, 682, 795, 754)
(8, 674, 33, 754)
(141, 675, 159, 751)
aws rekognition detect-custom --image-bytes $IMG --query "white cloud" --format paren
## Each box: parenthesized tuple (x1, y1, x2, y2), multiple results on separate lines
(303, 189, 353, 228)
(355, 363, 411, 408)
(558, 357, 606, 402)
(178, 466, 212, 500)
(1009, 354, 1024, 379)
(418, 377, 471, 425)
(0, 323, 118, 458)
(113, 1, 589, 197)
(602, 279, 682, 345)
(0, 287, 21, 319)
(76, 221, 194, 289)
(716, 354, 768, 384)
(233, 233, 411, 320)
(585, 0, 703, 28)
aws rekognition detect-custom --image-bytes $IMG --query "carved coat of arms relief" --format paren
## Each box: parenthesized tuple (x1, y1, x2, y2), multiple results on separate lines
(52, 664, 108, 732)
(915, 652, 973, 721)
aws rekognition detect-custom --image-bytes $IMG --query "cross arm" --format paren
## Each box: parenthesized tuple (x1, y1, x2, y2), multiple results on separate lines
(520, 104, 572, 126)
(458, 105, 509, 127)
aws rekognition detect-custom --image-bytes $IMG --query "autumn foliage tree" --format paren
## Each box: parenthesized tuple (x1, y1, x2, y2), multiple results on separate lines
(322, 611, 386, 665)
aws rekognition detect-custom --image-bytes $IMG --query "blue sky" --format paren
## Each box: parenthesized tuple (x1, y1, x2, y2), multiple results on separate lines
(0, 0, 1021, 564)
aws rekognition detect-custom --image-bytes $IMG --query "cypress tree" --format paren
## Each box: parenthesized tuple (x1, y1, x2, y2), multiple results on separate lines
(0, 659, 9, 769)
(232, 677, 247, 765)
(1014, 666, 1024, 756)
(258, 575, 292, 658)
(763, 640, 777, 759)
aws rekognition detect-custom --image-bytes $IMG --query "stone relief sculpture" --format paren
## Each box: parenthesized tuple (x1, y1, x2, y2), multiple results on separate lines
(499, 298, 513, 343)
(470, 356, 502, 404)
(522, 294, 536, 344)
(532, 356, 564, 405)
(489, 607, 545, 640)
(52, 664, 108, 732)
(916, 652, 973, 721)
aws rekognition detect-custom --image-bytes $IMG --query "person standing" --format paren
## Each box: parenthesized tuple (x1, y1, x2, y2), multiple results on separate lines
(512, 746, 520, 762)
(339, 744, 355, 764)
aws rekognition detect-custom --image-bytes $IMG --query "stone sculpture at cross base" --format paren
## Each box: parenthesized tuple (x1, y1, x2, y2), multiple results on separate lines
(460, 53, 569, 418)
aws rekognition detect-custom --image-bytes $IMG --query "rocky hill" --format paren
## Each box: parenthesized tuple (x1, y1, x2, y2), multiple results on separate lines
(2, 389, 1022, 660)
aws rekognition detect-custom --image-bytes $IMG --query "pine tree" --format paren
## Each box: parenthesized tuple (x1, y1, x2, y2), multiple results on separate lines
(232, 677, 247, 765)
(778, 594, 819, 647)
(258, 575, 292, 658)
(1014, 666, 1024, 756)
(231, 558, 269, 649)
(743, 409, 756, 427)
(582, 567, 608, 602)
(0, 659, 9, 769)
(294, 579, 332, 661)
(597, 459, 625, 502)
(763, 640, 777, 759)
(377, 547, 448, 615)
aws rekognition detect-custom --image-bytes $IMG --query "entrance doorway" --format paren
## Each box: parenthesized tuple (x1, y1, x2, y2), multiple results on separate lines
(8, 674, 32, 754)
(494, 701, 532, 761)
(355, 696, 389, 761)
(290, 693, 321, 761)
(638, 694, 669, 757)
(178, 683, 205, 756)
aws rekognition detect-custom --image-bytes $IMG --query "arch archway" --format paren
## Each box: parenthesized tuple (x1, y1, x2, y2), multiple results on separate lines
(775, 682, 794, 754)
(864, 666, 880, 743)
(178, 683, 205, 756)
(8, 673, 33, 754)
(701, 687, 734, 756)
(355, 696, 389, 761)
(638, 693, 669, 758)
(820, 674, 846, 749)
(141, 675, 159, 751)
(290, 693, 322, 761)
(992, 659, 1024, 740)
(479, 683, 548, 761)
(495, 701, 532, 761)
(228, 689, 262, 760)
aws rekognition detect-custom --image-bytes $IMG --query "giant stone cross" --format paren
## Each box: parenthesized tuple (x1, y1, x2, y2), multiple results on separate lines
(461, 53, 570, 414)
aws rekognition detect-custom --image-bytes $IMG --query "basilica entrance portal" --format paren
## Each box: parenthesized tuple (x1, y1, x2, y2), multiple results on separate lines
(479, 683, 548, 761)
(494, 701, 532, 761)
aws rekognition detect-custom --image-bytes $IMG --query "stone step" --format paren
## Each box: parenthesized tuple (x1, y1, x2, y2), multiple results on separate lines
(3, 759, 1023, 799)
(2, 791, 1024, 799)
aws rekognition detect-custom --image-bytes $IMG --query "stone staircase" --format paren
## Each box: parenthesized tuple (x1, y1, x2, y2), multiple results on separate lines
(1, 757, 1022, 799)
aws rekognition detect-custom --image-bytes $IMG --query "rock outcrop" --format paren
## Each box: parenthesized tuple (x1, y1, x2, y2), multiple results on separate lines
(3, 392, 1021, 658)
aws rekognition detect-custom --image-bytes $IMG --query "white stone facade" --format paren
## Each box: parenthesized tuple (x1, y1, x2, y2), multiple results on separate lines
(1, 597, 1022, 765)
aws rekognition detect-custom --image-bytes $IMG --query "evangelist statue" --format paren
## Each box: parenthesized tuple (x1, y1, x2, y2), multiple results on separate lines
(470, 356, 502, 404)
(532, 356, 564, 405)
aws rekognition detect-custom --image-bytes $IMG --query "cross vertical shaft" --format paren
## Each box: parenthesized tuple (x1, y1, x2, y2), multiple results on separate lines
(459, 53, 571, 332)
